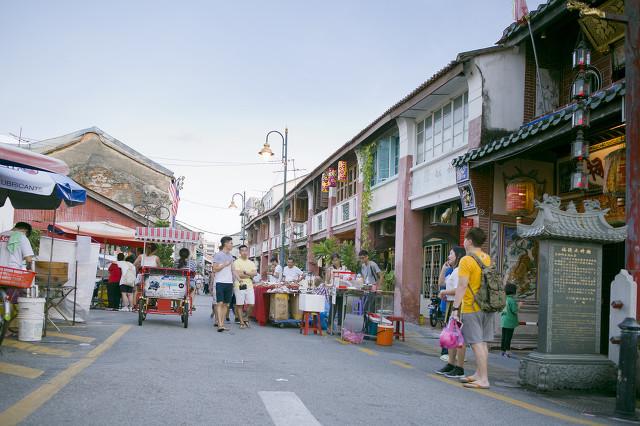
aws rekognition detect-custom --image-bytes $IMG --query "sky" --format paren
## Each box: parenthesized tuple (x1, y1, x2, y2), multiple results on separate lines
(0, 0, 546, 241)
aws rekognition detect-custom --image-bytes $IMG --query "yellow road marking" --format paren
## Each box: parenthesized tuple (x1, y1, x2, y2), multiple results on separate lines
(0, 325, 131, 426)
(390, 360, 414, 369)
(335, 338, 350, 345)
(0, 362, 44, 379)
(46, 332, 95, 343)
(428, 374, 604, 426)
(2, 340, 72, 357)
(359, 348, 378, 356)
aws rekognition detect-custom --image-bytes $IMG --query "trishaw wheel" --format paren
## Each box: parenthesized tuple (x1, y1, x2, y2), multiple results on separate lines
(0, 317, 7, 347)
(183, 303, 189, 328)
(138, 300, 145, 326)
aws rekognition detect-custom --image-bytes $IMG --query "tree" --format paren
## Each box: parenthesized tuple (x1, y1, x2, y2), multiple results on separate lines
(154, 220, 174, 267)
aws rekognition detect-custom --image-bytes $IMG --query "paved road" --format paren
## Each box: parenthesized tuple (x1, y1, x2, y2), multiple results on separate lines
(0, 296, 628, 425)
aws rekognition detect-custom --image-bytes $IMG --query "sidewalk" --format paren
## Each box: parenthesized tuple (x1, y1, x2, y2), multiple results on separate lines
(399, 322, 634, 421)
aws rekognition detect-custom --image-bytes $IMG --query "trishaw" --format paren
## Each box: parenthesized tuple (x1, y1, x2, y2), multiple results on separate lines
(134, 227, 201, 328)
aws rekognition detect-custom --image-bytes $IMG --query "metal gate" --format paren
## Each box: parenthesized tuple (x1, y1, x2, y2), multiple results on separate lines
(420, 240, 448, 315)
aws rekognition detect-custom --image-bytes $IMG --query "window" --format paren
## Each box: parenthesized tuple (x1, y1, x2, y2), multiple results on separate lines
(337, 164, 357, 203)
(371, 134, 400, 186)
(415, 92, 468, 164)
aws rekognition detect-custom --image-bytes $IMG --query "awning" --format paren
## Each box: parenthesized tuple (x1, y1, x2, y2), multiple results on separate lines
(0, 143, 70, 175)
(51, 221, 142, 247)
(0, 165, 87, 209)
(135, 227, 201, 244)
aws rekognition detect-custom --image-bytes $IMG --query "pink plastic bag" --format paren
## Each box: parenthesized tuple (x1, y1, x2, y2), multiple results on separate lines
(439, 318, 464, 349)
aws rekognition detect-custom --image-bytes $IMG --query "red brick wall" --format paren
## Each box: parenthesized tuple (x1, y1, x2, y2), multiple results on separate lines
(559, 47, 614, 106)
(468, 166, 494, 254)
(523, 42, 537, 123)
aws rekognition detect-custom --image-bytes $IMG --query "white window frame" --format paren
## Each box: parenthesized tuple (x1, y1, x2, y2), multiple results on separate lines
(372, 132, 400, 186)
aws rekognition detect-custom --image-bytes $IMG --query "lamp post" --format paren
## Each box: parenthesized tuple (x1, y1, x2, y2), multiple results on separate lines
(259, 128, 288, 267)
(229, 191, 246, 244)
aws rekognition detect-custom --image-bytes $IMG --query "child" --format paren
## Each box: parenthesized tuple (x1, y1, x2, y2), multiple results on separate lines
(500, 283, 521, 358)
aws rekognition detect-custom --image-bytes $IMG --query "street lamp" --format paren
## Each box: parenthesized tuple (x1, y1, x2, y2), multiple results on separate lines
(259, 128, 288, 267)
(229, 192, 246, 244)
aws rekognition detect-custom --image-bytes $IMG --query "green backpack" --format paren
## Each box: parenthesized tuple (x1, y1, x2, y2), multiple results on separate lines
(468, 253, 506, 313)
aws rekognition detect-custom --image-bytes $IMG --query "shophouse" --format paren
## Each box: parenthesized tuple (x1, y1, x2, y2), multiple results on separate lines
(452, 0, 627, 352)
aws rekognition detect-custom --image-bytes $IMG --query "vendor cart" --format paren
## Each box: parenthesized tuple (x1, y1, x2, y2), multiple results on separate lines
(0, 266, 36, 346)
(134, 227, 201, 328)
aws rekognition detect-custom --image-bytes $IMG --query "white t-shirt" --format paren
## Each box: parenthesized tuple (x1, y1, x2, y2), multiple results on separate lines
(0, 231, 34, 270)
(269, 265, 282, 283)
(282, 266, 303, 282)
(142, 255, 160, 267)
(444, 268, 460, 301)
(213, 251, 234, 284)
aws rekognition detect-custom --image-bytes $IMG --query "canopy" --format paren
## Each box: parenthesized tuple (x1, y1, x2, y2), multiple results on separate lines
(0, 165, 87, 209)
(135, 227, 201, 244)
(0, 143, 70, 175)
(51, 221, 143, 247)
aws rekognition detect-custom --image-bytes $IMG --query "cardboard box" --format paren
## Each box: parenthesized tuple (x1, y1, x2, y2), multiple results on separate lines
(298, 294, 325, 312)
(269, 293, 289, 321)
(289, 294, 302, 320)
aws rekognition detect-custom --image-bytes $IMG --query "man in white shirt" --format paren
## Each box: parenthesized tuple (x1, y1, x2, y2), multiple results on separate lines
(212, 236, 236, 332)
(281, 257, 303, 283)
(268, 256, 282, 283)
(0, 222, 34, 271)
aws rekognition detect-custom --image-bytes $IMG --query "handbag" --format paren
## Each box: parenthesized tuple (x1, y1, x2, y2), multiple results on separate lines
(439, 318, 464, 349)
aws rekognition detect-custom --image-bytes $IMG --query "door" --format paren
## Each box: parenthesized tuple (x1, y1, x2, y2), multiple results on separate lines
(419, 239, 449, 316)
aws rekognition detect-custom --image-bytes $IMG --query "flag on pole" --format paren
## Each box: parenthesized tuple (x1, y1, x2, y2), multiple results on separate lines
(169, 178, 180, 227)
(513, 0, 529, 23)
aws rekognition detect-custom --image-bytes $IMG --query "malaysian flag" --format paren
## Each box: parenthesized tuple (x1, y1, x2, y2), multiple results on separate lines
(513, 0, 529, 23)
(169, 178, 180, 226)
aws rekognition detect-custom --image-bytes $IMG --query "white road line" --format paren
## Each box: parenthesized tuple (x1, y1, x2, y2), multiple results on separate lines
(259, 391, 321, 426)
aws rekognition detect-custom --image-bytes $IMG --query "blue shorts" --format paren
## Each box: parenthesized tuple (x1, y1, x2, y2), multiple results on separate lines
(216, 282, 233, 304)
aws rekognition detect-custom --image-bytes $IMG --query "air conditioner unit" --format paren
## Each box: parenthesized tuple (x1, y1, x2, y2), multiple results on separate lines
(379, 220, 396, 237)
(430, 203, 459, 226)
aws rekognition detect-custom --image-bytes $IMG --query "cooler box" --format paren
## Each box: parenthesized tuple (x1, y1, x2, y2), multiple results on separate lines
(298, 294, 325, 312)
(269, 294, 289, 321)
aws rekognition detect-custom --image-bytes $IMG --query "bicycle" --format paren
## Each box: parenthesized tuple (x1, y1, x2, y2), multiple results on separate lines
(428, 296, 446, 328)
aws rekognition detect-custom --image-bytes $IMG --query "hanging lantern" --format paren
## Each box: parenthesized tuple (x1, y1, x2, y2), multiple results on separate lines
(570, 171, 589, 190)
(327, 167, 337, 187)
(321, 172, 329, 192)
(337, 160, 348, 182)
(571, 130, 589, 160)
(571, 105, 590, 128)
(505, 178, 536, 216)
(572, 73, 591, 99)
(572, 38, 591, 69)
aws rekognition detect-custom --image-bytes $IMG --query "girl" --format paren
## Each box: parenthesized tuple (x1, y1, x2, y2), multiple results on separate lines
(501, 283, 521, 358)
(118, 255, 137, 311)
(325, 253, 347, 284)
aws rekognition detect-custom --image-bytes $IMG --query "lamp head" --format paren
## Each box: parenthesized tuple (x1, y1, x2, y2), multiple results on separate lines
(228, 200, 238, 209)
(258, 142, 274, 160)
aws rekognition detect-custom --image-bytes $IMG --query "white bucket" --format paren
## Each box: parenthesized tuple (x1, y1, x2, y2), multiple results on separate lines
(17, 297, 45, 342)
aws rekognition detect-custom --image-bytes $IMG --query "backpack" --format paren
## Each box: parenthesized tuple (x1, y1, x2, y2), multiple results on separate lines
(120, 262, 136, 287)
(467, 253, 506, 313)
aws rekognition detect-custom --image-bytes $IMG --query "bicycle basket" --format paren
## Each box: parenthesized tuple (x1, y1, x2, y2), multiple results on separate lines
(0, 266, 36, 289)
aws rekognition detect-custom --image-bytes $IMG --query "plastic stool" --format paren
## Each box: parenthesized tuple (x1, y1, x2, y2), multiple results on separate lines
(300, 311, 322, 336)
(386, 316, 405, 341)
(352, 299, 363, 316)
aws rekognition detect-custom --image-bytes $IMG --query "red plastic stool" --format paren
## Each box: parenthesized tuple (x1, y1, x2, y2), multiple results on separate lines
(386, 316, 405, 341)
(300, 311, 322, 336)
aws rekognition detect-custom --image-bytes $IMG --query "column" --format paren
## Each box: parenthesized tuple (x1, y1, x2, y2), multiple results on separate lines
(354, 149, 364, 253)
(394, 117, 423, 322)
(305, 186, 316, 274)
(327, 187, 336, 238)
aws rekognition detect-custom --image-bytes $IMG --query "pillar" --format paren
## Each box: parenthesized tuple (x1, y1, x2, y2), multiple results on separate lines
(327, 187, 336, 238)
(305, 186, 317, 274)
(394, 118, 424, 322)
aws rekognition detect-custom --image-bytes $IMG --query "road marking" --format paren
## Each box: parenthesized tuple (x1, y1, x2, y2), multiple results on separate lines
(259, 391, 321, 426)
(428, 374, 604, 426)
(0, 325, 131, 426)
(358, 348, 378, 356)
(0, 362, 44, 379)
(2, 340, 72, 357)
(390, 360, 414, 369)
(46, 331, 95, 343)
(335, 338, 350, 345)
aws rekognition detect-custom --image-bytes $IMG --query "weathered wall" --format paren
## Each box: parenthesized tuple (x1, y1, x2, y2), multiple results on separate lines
(47, 133, 172, 211)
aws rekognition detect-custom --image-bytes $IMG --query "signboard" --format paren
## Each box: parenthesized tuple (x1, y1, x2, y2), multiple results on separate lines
(144, 274, 187, 299)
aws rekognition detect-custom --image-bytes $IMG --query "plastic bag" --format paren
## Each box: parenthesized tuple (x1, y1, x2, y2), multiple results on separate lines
(439, 318, 464, 349)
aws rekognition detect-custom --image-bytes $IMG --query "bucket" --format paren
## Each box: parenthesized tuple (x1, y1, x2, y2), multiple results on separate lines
(418, 314, 425, 326)
(376, 324, 394, 346)
(17, 297, 45, 342)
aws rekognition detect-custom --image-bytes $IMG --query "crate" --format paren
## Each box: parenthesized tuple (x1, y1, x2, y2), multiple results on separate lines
(269, 293, 289, 321)
(0, 266, 36, 289)
(298, 294, 325, 312)
(34, 261, 69, 287)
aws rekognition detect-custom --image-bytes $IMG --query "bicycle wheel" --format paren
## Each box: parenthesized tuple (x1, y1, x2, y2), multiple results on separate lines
(429, 313, 437, 327)
(0, 317, 7, 346)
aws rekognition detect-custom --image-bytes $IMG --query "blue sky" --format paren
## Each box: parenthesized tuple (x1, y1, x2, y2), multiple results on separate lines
(0, 0, 545, 239)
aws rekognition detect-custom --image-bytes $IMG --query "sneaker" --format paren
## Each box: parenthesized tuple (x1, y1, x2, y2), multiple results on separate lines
(435, 364, 455, 375)
(444, 367, 465, 379)
(119, 307, 127, 312)
(439, 354, 449, 362)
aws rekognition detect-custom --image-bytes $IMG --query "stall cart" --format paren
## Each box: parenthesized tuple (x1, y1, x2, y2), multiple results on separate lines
(134, 227, 201, 328)
(0, 266, 36, 346)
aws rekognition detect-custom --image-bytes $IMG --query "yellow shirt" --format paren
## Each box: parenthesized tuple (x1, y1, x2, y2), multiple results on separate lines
(233, 258, 257, 290)
(457, 251, 491, 314)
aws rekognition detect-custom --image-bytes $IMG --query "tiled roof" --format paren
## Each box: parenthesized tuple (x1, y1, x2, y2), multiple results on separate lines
(451, 80, 625, 167)
(517, 196, 627, 243)
(497, 0, 564, 44)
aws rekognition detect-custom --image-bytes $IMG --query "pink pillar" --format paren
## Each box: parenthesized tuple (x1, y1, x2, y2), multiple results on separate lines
(327, 189, 336, 238)
(306, 207, 315, 273)
(394, 155, 423, 322)
(354, 181, 364, 253)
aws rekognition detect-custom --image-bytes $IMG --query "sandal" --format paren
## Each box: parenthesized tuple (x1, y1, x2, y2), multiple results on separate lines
(463, 382, 490, 390)
(459, 376, 478, 383)
(217, 327, 225, 332)
(239, 324, 247, 329)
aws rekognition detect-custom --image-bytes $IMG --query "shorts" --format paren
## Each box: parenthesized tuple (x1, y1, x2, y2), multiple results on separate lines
(119, 285, 134, 293)
(234, 287, 255, 305)
(215, 282, 233, 304)
(461, 310, 496, 345)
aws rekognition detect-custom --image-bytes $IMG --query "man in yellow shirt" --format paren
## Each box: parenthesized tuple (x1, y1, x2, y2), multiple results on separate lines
(451, 227, 493, 390)
(233, 245, 257, 329)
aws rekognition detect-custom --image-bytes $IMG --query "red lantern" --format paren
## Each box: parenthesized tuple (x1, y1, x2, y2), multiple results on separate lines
(327, 168, 337, 187)
(338, 161, 348, 182)
(505, 178, 535, 216)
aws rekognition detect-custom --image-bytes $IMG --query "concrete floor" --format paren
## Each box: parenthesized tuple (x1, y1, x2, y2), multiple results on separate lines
(0, 295, 633, 425)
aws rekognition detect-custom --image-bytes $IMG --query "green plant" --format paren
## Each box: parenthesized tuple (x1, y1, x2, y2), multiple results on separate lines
(312, 238, 339, 267)
(154, 220, 174, 267)
(28, 229, 41, 256)
(358, 143, 376, 250)
(382, 270, 395, 292)
(338, 240, 357, 272)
